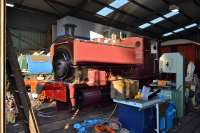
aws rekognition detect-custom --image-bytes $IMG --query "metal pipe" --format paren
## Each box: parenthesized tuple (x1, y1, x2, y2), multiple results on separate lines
(156, 103, 160, 133)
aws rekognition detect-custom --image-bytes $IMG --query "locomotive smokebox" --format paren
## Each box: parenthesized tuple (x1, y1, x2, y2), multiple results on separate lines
(52, 45, 74, 80)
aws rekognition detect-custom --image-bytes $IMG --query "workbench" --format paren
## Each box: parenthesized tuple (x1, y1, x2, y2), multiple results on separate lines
(113, 98, 166, 133)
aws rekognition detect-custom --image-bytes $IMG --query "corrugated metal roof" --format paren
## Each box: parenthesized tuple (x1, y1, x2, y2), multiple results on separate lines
(10, 0, 200, 40)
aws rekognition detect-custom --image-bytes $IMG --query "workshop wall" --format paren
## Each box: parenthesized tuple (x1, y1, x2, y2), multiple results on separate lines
(188, 31, 200, 43)
(7, 8, 58, 52)
(10, 28, 48, 53)
(7, 8, 57, 33)
(160, 45, 196, 63)
(160, 39, 200, 63)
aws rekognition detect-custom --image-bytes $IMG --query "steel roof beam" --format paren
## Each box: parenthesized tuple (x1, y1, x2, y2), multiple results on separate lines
(129, 0, 184, 29)
(91, 0, 141, 21)
(67, 0, 89, 15)
(92, 0, 172, 35)
(162, 0, 199, 24)
(193, 0, 200, 8)
(43, 0, 63, 15)
(13, 3, 59, 17)
(161, 28, 200, 43)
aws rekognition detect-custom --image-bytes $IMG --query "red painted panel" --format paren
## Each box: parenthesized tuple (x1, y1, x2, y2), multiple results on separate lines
(44, 82, 67, 102)
(177, 44, 196, 62)
(73, 37, 143, 65)
(160, 46, 171, 54)
(161, 44, 196, 63)
(24, 79, 43, 93)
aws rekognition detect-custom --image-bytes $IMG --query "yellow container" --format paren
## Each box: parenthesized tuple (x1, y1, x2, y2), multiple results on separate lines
(158, 80, 167, 87)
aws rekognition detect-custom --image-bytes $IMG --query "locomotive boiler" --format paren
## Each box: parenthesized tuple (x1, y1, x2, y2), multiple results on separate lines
(44, 25, 158, 110)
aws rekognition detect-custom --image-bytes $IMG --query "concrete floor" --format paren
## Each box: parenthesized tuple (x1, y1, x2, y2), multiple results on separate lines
(173, 110, 200, 133)
(7, 101, 114, 133)
(6, 102, 200, 133)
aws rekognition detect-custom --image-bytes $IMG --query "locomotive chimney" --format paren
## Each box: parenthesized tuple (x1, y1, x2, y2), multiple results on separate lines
(64, 24, 77, 37)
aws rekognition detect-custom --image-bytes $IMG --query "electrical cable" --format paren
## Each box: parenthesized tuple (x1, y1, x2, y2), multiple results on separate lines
(37, 111, 56, 118)
(107, 104, 118, 121)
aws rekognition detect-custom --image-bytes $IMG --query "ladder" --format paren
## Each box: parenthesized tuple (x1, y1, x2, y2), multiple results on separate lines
(6, 30, 40, 133)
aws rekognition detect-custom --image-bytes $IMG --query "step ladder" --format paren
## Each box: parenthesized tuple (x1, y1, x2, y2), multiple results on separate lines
(6, 30, 40, 133)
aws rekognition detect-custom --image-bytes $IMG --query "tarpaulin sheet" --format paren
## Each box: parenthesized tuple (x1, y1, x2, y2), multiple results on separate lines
(27, 55, 52, 74)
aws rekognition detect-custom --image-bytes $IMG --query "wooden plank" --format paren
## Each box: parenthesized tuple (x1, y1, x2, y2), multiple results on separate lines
(0, 1, 5, 133)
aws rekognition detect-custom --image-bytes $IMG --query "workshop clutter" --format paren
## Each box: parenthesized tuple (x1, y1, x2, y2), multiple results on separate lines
(152, 80, 175, 87)
(73, 118, 130, 133)
(18, 54, 53, 75)
(111, 76, 139, 100)
(5, 94, 18, 124)
(158, 80, 167, 87)
(95, 123, 117, 133)
(24, 79, 50, 102)
(18, 54, 54, 102)
(73, 118, 103, 133)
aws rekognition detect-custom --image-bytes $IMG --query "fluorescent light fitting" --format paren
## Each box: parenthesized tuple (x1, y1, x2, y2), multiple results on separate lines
(171, 9, 179, 12)
(96, 7, 114, 16)
(163, 32, 173, 37)
(169, 5, 179, 12)
(109, 0, 129, 9)
(173, 28, 184, 33)
(150, 17, 165, 24)
(6, 3, 14, 7)
(163, 11, 179, 18)
(185, 23, 197, 29)
(138, 23, 151, 29)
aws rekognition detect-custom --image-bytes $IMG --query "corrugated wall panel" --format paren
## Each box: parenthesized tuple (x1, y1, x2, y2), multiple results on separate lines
(189, 31, 200, 43)
(10, 29, 48, 52)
